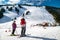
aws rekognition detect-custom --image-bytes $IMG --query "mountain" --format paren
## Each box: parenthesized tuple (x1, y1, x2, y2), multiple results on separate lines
(46, 6, 60, 25)
(0, 0, 60, 8)
(0, 5, 55, 25)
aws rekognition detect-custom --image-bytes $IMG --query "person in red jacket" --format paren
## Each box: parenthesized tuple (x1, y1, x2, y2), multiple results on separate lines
(11, 21, 17, 36)
(20, 17, 26, 37)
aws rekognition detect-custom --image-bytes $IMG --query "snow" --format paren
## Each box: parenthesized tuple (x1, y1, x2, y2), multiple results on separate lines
(0, 25, 60, 40)
(0, 6, 60, 40)
(4, 11, 18, 19)
(23, 6, 55, 24)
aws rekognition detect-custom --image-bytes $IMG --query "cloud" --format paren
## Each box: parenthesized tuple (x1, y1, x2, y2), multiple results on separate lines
(7, 0, 20, 4)
(0, 0, 2, 2)
(0, 0, 20, 5)
(0, 0, 5, 4)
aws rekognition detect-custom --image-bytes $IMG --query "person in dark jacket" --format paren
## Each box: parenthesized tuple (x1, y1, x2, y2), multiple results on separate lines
(11, 21, 17, 36)
(20, 17, 26, 37)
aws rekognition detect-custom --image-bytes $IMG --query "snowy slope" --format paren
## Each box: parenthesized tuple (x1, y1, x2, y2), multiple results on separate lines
(0, 6, 56, 28)
(24, 6, 55, 23)
(0, 6, 55, 27)
(0, 24, 60, 40)
(0, 6, 60, 40)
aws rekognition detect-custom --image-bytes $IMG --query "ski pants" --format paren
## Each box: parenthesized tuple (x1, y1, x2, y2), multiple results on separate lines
(21, 27, 26, 36)
(12, 29, 16, 34)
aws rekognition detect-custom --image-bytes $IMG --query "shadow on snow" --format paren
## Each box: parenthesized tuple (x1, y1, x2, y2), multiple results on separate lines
(25, 35, 57, 40)
(0, 16, 12, 23)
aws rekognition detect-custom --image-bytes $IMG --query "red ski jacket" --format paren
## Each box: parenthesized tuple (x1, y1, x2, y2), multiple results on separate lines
(20, 18, 26, 25)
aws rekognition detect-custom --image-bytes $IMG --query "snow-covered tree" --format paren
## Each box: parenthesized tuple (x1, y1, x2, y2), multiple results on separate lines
(0, 10, 4, 19)
(8, 7, 13, 11)
(15, 7, 19, 15)
(1, 8, 5, 13)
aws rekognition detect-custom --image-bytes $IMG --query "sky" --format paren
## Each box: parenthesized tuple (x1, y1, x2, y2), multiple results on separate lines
(43, 0, 60, 8)
(0, 0, 20, 4)
(0, 0, 60, 8)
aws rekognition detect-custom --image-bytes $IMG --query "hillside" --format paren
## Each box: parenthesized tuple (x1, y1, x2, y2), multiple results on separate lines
(46, 6, 60, 25)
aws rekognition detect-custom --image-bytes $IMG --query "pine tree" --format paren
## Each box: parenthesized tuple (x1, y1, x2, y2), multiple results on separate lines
(26, 11, 30, 15)
(18, 4, 22, 8)
(6, 6, 9, 9)
(0, 11, 4, 19)
(15, 7, 19, 15)
(1, 8, 5, 13)
(8, 7, 13, 11)
(46, 6, 60, 25)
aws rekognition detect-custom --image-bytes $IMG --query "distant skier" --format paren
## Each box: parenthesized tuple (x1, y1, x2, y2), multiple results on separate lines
(20, 17, 26, 37)
(11, 21, 17, 36)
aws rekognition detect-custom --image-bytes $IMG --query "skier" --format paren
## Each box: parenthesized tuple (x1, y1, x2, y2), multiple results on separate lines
(20, 17, 26, 37)
(11, 21, 17, 36)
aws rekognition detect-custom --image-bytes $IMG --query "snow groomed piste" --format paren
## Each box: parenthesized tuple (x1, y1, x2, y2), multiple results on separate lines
(0, 5, 60, 40)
